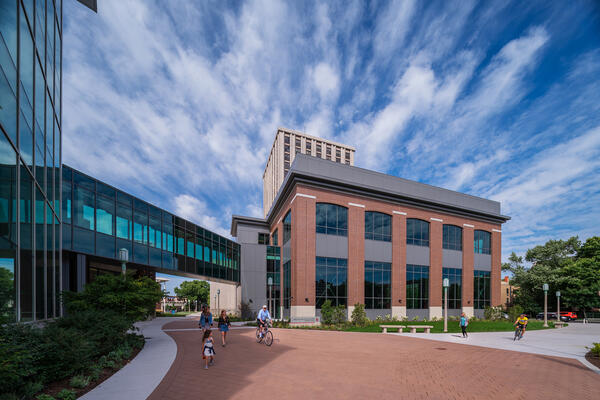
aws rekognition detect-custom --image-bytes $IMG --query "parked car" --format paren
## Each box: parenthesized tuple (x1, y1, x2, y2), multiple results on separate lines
(560, 311, 577, 321)
(536, 312, 568, 321)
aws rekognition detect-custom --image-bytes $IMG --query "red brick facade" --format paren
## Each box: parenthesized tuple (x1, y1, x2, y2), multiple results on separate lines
(270, 184, 504, 318)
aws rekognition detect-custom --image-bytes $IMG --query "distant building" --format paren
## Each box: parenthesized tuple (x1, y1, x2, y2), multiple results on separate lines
(501, 276, 517, 309)
(262, 128, 355, 217)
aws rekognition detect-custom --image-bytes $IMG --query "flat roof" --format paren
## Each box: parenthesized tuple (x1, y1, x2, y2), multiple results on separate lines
(264, 154, 510, 225)
(230, 215, 268, 237)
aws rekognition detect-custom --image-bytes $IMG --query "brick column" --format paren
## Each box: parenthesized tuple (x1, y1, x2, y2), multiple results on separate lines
(429, 220, 443, 319)
(462, 226, 474, 318)
(392, 213, 406, 319)
(290, 195, 316, 320)
(347, 205, 365, 318)
(491, 229, 502, 307)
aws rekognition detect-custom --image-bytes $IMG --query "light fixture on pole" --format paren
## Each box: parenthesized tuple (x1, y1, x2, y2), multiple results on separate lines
(268, 277, 273, 319)
(443, 278, 449, 333)
(118, 248, 129, 279)
(217, 289, 221, 312)
(543, 283, 549, 327)
(556, 291, 561, 322)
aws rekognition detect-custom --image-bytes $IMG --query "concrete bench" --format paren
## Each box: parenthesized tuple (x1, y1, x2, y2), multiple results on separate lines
(406, 325, 434, 334)
(554, 322, 567, 328)
(380, 325, 406, 333)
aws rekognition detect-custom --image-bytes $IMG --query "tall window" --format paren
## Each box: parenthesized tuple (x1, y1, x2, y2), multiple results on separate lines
(443, 224, 462, 250)
(316, 203, 347, 236)
(364, 261, 391, 309)
(266, 246, 281, 318)
(474, 270, 491, 309)
(258, 233, 269, 245)
(96, 196, 114, 235)
(364, 211, 391, 242)
(442, 268, 462, 309)
(283, 260, 291, 308)
(474, 230, 491, 254)
(315, 257, 347, 308)
(283, 210, 291, 244)
(271, 229, 278, 246)
(406, 219, 429, 247)
(406, 264, 429, 309)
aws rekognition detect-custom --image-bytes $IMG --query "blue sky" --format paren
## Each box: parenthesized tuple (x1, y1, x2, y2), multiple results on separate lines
(62, 1, 600, 262)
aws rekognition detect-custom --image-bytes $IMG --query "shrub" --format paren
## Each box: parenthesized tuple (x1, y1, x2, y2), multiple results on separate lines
(484, 306, 504, 320)
(508, 305, 524, 322)
(320, 300, 334, 325)
(240, 302, 254, 320)
(588, 342, 600, 357)
(62, 274, 163, 324)
(36, 395, 55, 400)
(332, 305, 347, 325)
(351, 304, 368, 327)
(56, 389, 76, 400)
(69, 375, 91, 389)
(88, 364, 103, 382)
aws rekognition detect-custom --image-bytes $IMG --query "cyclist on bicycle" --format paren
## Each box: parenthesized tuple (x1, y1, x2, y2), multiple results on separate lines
(257, 305, 271, 338)
(514, 313, 528, 337)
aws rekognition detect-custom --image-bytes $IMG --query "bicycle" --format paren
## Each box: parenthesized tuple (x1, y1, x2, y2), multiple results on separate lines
(513, 324, 525, 341)
(256, 320, 273, 346)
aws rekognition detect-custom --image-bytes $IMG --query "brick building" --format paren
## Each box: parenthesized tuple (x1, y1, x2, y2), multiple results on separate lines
(233, 153, 510, 321)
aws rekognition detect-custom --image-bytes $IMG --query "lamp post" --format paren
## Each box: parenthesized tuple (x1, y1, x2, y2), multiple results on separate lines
(217, 289, 221, 313)
(267, 277, 273, 319)
(118, 248, 129, 279)
(443, 278, 449, 333)
(556, 291, 561, 322)
(543, 283, 549, 327)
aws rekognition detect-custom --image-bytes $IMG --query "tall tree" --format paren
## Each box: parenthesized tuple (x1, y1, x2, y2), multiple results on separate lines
(174, 280, 210, 311)
(560, 237, 600, 318)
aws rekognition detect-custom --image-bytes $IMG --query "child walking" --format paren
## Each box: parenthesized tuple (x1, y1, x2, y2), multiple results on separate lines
(202, 329, 215, 369)
(218, 310, 231, 347)
(460, 312, 468, 338)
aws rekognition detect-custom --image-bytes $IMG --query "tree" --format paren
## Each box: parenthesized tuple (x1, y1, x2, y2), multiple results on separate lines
(0, 268, 15, 324)
(525, 237, 580, 269)
(560, 237, 600, 318)
(502, 252, 524, 272)
(174, 280, 210, 312)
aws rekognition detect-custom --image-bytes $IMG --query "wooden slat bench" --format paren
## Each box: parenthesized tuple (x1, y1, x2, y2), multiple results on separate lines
(379, 325, 406, 333)
(406, 325, 434, 334)
(554, 322, 567, 328)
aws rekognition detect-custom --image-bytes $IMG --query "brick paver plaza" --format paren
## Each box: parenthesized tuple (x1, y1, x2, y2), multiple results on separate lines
(148, 319, 600, 400)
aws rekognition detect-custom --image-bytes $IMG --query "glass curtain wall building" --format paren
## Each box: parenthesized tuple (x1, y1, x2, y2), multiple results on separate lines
(1, 0, 62, 323)
(62, 165, 240, 284)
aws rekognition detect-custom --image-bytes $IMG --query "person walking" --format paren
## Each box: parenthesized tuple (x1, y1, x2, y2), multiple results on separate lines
(202, 329, 215, 370)
(460, 312, 468, 338)
(218, 310, 231, 347)
(199, 305, 213, 332)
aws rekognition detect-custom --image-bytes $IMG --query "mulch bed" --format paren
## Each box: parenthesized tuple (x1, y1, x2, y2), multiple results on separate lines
(585, 351, 600, 369)
(39, 345, 143, 399)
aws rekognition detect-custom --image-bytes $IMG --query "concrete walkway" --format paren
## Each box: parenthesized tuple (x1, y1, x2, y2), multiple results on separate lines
(80, 317, 179, 400)
(391, 323, 600, 373)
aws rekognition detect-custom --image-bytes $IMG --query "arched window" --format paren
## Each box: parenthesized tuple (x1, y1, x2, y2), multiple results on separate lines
(443, 224, 462, 251)
(406, 218, 429, 247)
(365, 211, 392, 242)
(316, 203, 348, 236)
(474, 230, 491, 254)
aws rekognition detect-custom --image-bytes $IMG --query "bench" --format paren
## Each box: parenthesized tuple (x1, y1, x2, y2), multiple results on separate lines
(406, 325, 434, 334)
(554, 322, 567, 328)
(380, 325, 406, 333)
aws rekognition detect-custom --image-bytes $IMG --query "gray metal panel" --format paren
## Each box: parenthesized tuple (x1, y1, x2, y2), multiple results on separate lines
(443, 249, 463, 268)
(474, 253, 492, 271)
(407, 309, 429, 320)
(315, 233, 348, 258)
(287, 154, 504, 217)
(364, 240, 392, 263)
(240, 244, 267, 316)
(237, 224, 270, 245)
(365, 309, 393, 320)
(406, 245, 430, 266)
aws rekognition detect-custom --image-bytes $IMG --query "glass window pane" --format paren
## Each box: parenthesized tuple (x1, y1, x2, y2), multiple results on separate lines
(116, 203, 131, 240)
(73, 186, 94, 230)
(96, 196, 113, 235)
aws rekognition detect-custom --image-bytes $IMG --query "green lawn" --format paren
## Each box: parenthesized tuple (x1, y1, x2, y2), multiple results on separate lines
(345, 320, 561, 333)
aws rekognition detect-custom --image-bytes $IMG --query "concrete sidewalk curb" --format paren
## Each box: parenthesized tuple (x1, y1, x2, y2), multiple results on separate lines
(80, 317, 180, 400)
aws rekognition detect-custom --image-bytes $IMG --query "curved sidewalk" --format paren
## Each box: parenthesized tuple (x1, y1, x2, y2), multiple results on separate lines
(80, 317, 180, 400)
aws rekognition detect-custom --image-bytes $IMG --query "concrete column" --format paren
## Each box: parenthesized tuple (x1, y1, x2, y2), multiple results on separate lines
(347, 204, 365, 318)
(391, 213, 406, 319)
(290, 195, 316, 320)
(429, 220, 443, 319)
(462, 226, 474, 318)
(491, 230, 502, 307)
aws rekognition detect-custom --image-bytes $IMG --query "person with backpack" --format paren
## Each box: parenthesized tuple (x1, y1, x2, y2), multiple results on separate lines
(199, 305, 213, 332)
(460, 312, 468, 338)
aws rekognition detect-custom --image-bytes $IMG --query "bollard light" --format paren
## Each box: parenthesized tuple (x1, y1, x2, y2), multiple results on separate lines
(543, 283, 549, 292)
(118, 248, 129, 278)
(542, 283, 549, 327)
(556, 291, 560, 298)
(443, 278, 449, 332)
(443, 278, 449, 288)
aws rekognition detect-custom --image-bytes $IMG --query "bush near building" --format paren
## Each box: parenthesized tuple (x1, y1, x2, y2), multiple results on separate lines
(0, 274, 161, 400)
